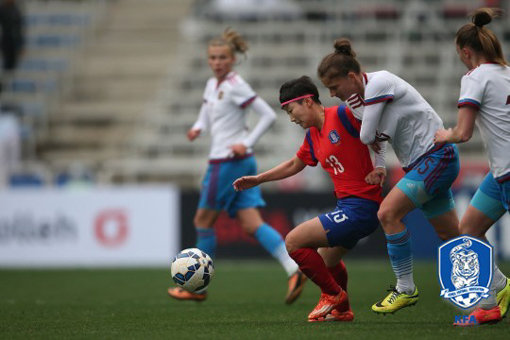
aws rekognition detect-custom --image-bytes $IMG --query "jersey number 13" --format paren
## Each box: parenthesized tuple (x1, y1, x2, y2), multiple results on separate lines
(325, 155, 344, 175)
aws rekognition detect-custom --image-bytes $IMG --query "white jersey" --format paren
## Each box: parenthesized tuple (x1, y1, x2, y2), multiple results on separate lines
(192, 71, 275, 159)
(347, 71, 444, 168)
(458, 63, 510, 181)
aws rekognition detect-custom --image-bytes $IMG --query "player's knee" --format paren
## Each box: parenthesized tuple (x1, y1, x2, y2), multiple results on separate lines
(237, 214, 260, 235)
(377, 206, 398, 228)
(194, 211, 212, 228)
(285, 232, 299, 254)
(193, 214, 203, 227)
(239, 221, 258, 235)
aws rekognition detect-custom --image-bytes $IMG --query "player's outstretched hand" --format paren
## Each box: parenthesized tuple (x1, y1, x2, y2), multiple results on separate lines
(233, 176, 260, 191)
(187, 128, 201, 141)
(365, 167, 386, 186)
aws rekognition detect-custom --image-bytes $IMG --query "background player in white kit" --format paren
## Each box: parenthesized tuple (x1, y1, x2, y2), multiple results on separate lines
(317, 38, 461, 314)
(168, 28, 306, 303)
(435, 8, 510, 325)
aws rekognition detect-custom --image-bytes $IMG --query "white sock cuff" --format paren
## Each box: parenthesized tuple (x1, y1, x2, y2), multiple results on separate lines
(273, 243, 298, 276)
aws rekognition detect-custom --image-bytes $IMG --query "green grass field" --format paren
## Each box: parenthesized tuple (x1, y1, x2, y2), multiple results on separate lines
(1, 260, 509, 339)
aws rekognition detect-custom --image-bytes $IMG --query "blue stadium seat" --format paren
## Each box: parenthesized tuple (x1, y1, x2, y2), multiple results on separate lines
(6, 76, 59, 94)
(25, 13, 91, 27)
(8, 79, 38, 93)
(48, 13, 90, 26)
(9, 173, 45, 187)
(27, 34, 81, 48)
(19, 57, 70, 72)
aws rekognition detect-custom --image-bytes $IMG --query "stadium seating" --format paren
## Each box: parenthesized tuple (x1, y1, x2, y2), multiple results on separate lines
(0, 0, 106, 187)
(7, 0, 509, 188)
(110, 0, 506, 188)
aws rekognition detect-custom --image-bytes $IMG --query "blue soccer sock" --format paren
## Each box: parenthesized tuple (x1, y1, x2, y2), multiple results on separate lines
(385, 228, 415, 294)
(254, 223, 298, 276)
(196, 227, 216, 259)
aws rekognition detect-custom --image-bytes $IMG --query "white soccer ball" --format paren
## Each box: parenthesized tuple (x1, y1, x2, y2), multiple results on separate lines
(171, 248, 214, 293)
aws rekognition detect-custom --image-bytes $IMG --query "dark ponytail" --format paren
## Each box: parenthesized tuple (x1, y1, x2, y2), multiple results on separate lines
(318, 38, 361, 82)
(472, 8, 493, 27)
(334, 38, 357, 58)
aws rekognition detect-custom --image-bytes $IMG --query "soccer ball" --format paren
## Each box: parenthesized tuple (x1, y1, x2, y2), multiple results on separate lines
(171, 248, 214, 293)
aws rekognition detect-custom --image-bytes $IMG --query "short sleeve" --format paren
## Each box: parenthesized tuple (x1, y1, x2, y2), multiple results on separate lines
(458, 74, 483, 110)
(230, 77, 257, 108)
(296, 131, 318, 166)
(364, 74, 395, 106)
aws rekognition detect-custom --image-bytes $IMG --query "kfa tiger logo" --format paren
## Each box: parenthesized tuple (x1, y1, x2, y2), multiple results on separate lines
(438, 236, 492, 309)
(328, 130, 340, 144)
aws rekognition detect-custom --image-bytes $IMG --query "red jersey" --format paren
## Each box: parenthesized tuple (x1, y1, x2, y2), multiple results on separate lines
(296, 105, 382, 203)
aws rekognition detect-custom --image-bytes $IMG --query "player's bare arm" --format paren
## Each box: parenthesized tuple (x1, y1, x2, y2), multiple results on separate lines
(233, 156, 306, 191)
(435, 107, 477, 144)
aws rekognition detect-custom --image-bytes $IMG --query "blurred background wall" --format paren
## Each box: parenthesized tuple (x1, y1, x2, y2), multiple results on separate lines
(0, 0, 509, 266)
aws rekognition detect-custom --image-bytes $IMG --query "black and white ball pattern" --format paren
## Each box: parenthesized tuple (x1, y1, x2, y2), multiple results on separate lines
(171, 248, 214, 293)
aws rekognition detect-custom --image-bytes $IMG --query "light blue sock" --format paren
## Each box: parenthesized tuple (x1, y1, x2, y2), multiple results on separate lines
(386, 228, 415, 294)
(196, 227, 216, 259)
(254, 223, 298, 276)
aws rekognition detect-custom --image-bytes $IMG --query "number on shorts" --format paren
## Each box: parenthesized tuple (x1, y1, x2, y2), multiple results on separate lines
(417, 158, 434, 175)
(325, 155, 344, 175)
(328, 210, 348, 223)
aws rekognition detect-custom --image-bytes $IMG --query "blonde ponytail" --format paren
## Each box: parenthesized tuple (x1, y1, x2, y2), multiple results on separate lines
(209, 28, 248, 56)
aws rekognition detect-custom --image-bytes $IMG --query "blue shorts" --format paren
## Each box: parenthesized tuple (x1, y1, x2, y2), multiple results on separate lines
(198, 155, 265, 217)
(397, 143, 459, 218)
(318, 196, 380, 249)
(470, 172, 510, 221)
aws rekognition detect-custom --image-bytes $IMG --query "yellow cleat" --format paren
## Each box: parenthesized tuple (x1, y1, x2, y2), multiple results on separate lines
(372, 286, 419, 314)
(496, 278, 510, 318)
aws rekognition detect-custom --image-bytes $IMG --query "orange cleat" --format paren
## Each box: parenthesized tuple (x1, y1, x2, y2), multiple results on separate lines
(453, 306, 502, 326)
(324, 308, 354, 322)
(307, 290, 348, 322)
(310, 308, 355, 322)
(309, 292, 354, 322)
(285, 271, 307, 304)
(168, 287, 207, 301)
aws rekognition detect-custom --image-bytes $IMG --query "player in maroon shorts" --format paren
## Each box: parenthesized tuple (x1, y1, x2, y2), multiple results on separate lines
(233, 76, 386, 322)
